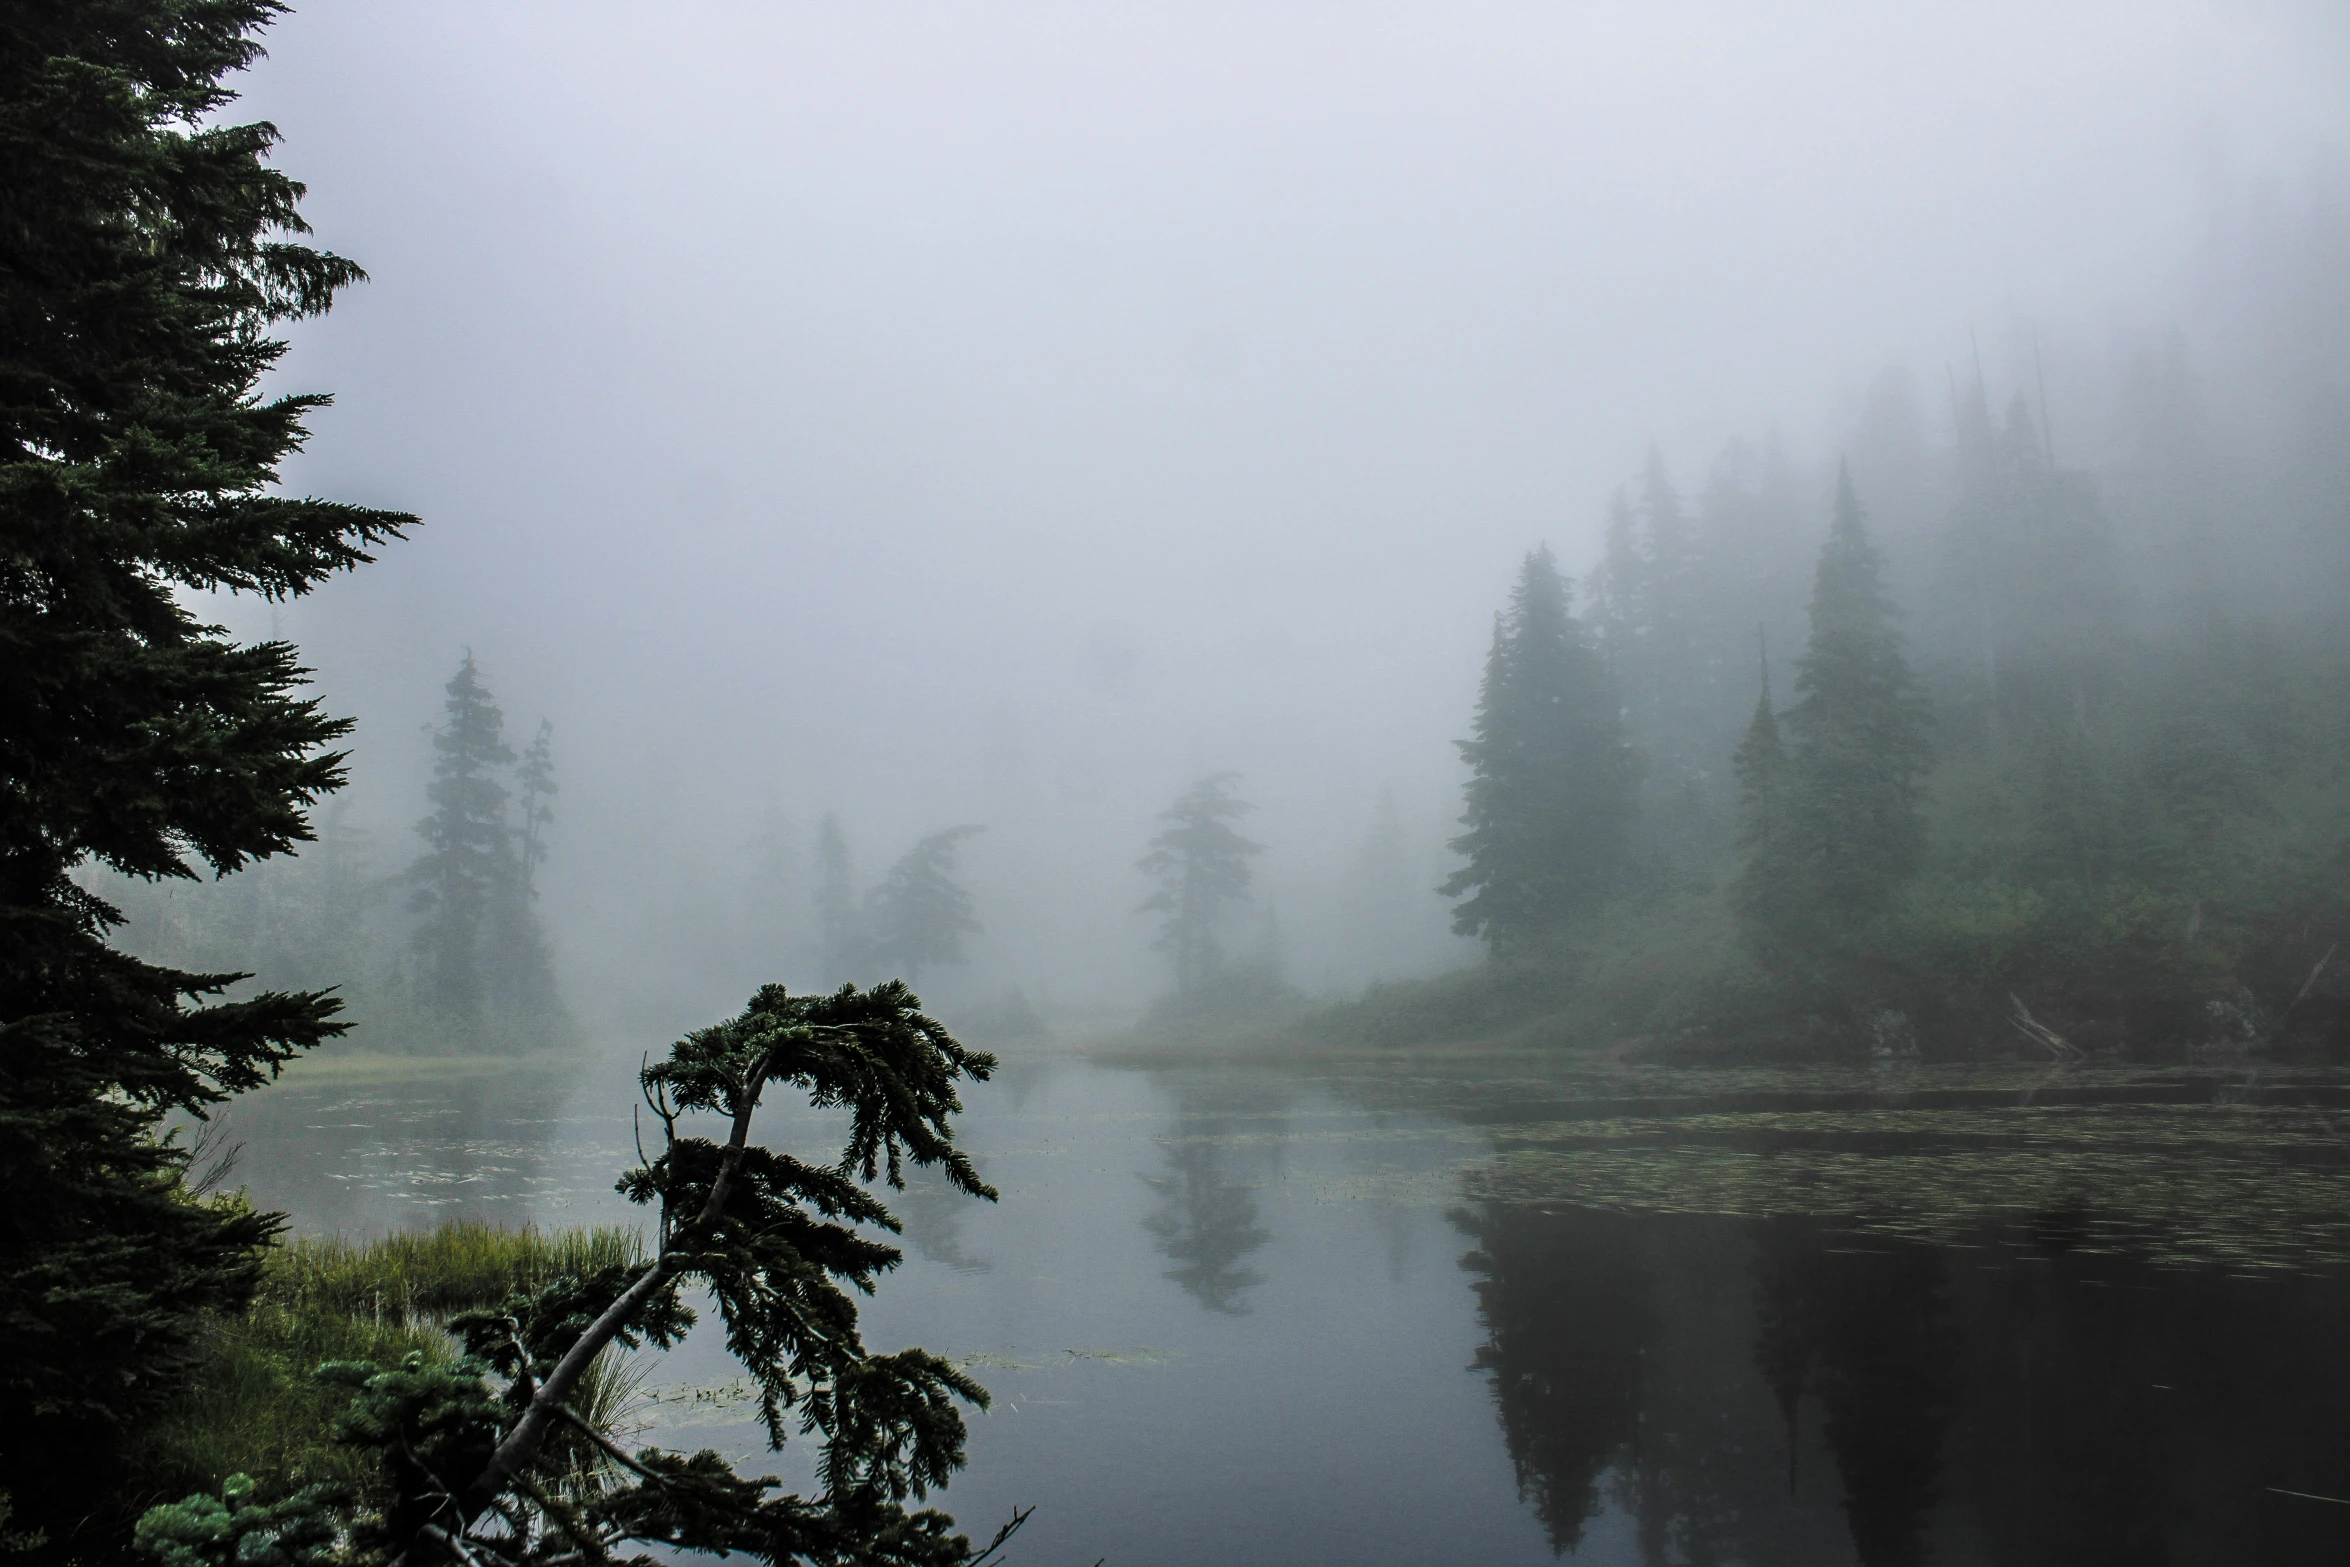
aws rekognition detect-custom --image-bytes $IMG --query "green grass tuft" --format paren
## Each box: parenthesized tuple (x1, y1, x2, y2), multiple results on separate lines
(269, 1219, 644, 1324)
(133, 1219, 648, 1508)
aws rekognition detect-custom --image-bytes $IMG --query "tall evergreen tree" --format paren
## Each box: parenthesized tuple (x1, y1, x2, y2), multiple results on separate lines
(408, 654, 515, 1023)
(868, 826, 985, 988)
(1138, 773, 1263, 998)
(1784, 469, 1932, 915)
(0, 0, 411, 1541)
(1443, 547, 1637, 952)
(139, 984, 1024, 1567)
(1729, 630, 1801, 950)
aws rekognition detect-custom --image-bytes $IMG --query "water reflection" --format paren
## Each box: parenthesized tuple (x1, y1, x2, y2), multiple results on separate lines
(1458, 1205, 1654, 1551)
(1140, 1091, 1277, 1314)
(202, 1055, 616, 1236)
(205, 1052, 2350, 1564)
(1461, 1201, 2350, 1565)
(893, 1167, 993, 1274)
(1784, 1227, 1957, 1567)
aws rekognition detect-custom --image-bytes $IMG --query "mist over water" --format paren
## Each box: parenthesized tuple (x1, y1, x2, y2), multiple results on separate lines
(162, 0, 2349, 1039)
(37, 4, 2350, 1561)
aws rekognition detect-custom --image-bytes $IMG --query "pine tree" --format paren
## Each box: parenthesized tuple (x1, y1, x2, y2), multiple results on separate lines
(0, 0, 410, 1537)
(868, 826, 986, 988)
(1442, 547, 1637, 953)
(408, 655, 516, 1025)
(1729, 630, 1800, 950)
(1784, 468, 1932, 915)
(1138, 773, 1263, 998)
(140, 984, 1027, 1567)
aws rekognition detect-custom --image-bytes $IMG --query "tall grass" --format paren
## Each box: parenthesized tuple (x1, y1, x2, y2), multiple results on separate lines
(270, 1219, 643, 1324)
(135, 1219, 648, 1507)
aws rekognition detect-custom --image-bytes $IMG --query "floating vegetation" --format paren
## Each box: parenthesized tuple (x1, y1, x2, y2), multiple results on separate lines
(1460, 1071, 2350, 1273)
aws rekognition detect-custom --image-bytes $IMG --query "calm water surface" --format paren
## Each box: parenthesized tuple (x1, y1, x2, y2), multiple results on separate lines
(214, 1049, 2350, 1566)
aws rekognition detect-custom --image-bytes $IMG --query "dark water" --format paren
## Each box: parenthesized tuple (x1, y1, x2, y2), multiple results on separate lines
(213, 1050, 2350, 1565)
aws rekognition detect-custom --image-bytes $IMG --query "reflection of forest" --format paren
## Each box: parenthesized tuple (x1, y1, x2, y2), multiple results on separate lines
(1141, 1094, 1279, 1314)
(1459, 1205, 2350, 1565)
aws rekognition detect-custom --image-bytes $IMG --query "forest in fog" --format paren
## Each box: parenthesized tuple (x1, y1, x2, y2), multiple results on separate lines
(101, 161, 2350, 1061)
(17, 4, 2350, 1565)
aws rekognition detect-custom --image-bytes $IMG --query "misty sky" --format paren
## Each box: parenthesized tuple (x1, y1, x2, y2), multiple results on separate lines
(220, 1, 2350, 1025)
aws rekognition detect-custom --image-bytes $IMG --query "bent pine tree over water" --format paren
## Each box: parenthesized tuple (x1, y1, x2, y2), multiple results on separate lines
(139, 983, 1024, 1567)
(0, 0, 411, 1549)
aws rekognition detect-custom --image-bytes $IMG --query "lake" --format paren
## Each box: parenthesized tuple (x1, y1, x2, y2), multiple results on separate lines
(211, 1046, 2350, 1565)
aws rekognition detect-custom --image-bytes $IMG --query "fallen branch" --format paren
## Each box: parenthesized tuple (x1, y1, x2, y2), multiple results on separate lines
(2008, 993, 2086, 1065)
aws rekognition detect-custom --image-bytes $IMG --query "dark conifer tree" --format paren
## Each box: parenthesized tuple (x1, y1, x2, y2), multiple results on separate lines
(0, 0, 410, 1538)
(1443, 547, 1637, 953)
(140, 984, 1026, 1567)
(408, 655, 516, 1023)
(1784, 469, 1933, 915)
(1730, 631, 1802, 952)
(868, 826, 985, 988)
(1138, 773, 1263, 998)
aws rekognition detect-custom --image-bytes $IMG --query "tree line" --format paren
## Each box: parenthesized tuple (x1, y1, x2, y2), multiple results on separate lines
(1428, 361, 2350, 1056)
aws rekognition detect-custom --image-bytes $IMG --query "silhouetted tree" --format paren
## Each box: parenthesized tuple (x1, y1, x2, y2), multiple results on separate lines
(1730, 633, 1802, 958)
(1138, 773, 1263, 997)
(869, 826, 985, 988)
(1785, 471, 1932, 919)
(408, 655, 516, 1022)
(405, 657, 561, 1041)
(138, 984, 1027, 1567)
(1443, 547, 1637, 952)
(0, 0, 411, 1542)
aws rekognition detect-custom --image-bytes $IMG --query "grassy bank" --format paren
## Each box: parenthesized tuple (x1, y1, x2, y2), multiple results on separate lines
(131, 1219, 645, 1508)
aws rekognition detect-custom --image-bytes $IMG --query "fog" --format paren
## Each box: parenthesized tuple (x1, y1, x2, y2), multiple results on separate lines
(193, 0, 2350, 1038)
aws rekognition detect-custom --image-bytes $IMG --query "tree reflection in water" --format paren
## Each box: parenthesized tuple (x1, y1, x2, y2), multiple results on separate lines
(1140, 1095, 1276, 1314)
(1461, 1201, 2350, 1566)
(1457, 1204, 1656, 1553)
(1461, 1205, 1959, 1566)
